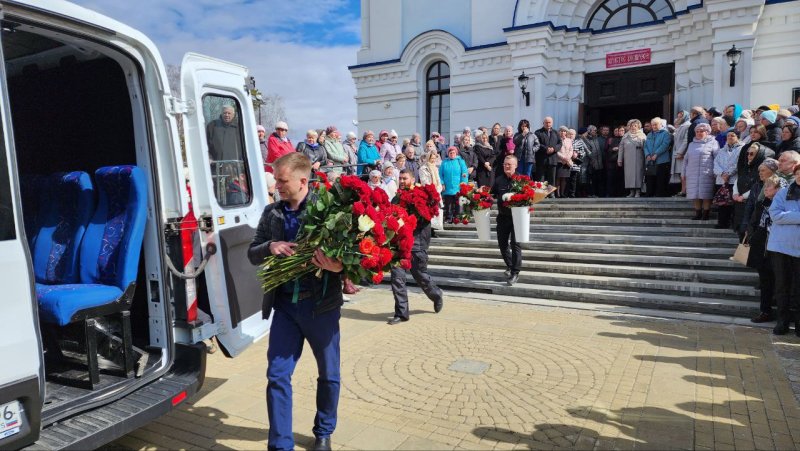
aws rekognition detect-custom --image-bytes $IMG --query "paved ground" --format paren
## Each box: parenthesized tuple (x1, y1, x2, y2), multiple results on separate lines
(110, 288, 800, 450)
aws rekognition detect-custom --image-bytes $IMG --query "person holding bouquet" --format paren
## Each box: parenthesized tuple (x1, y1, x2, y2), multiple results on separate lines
(491, 155, 523, 286)
(388, 169, 445, 324)
(247, 153, 344, 451)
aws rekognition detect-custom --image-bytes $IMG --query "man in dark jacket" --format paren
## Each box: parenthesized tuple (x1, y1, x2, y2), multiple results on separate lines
(491, 155, 523, 285)
(513, 119, 540, 178)
(248, 153, 343, 451)
(206, 105, 242, 162)
(389, 170, 444, 324)
(534, 117, 560, 187)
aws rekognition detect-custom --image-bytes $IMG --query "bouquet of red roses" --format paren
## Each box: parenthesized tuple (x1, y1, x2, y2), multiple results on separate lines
(456, 183, 493, 223)
(395, 184, 441, 225)
(258, 172, 416, 290)
(502, 175, 556, 208)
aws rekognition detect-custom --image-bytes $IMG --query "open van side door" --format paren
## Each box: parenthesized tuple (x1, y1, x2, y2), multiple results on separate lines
(180, 53, 270, 357)
(0, 16, 44, 447)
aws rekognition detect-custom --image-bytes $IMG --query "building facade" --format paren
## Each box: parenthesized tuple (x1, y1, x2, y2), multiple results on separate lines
(349, 0, 800, 142)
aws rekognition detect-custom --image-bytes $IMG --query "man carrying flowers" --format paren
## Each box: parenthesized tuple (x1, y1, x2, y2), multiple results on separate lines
(491, 155, 523, 286)
(388, 169, 444, 324)
(247, 153, 343, 451)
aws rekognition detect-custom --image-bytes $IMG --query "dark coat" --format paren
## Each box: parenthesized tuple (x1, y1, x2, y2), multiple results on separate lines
(474, 142, 498, 188)
(512, 132, 540, 164)
(746, 196, 772, 270)
(776, 127, 800, 157)
(584, 135, 604, 171)
(296, 142, 328, 167)
(763, 118, 784, 150)
(459, 146, 479, 181)
(247, 197, 343, 319)
(206, 117, 242, 161)
(491, 172, 514, 217)
(534, 128, 561, 166)
(606, 136, 621, 168)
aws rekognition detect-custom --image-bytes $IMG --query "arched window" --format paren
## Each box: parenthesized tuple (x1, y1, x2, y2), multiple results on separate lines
(426, 61, 450, 142)
(588, 0, 674, 30)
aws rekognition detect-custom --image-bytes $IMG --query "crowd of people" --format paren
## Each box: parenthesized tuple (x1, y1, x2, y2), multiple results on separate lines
(257, 102, 800, 332)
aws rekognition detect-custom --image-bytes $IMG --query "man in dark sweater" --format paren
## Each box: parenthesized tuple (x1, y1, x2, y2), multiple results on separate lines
(248, 152, 343, 451)
(491, 155, 522, 285)
(389, 169, 444, 324)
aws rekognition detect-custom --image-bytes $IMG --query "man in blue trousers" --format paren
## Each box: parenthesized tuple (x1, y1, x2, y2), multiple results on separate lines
(248, 152, 344, 451)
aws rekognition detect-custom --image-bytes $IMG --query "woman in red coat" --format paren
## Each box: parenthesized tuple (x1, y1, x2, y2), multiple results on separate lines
(266, 120, 293, 173)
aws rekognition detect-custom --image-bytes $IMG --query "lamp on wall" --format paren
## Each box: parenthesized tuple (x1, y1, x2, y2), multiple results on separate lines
(518, 71, 530, 107)
(725, 45, 742, 88)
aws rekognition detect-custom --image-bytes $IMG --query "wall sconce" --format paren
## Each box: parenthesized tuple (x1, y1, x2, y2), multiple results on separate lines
(726, 45, 742, 88)
(518, 71, 530, 107)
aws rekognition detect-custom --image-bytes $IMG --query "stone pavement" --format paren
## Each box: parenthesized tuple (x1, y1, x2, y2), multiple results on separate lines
(109, 288, 800, 450)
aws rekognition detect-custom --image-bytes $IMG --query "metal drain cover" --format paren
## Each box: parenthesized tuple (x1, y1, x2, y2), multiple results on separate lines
(448, 359, 490, 375)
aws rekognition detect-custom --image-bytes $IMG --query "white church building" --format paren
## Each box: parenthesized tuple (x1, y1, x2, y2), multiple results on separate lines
(349, 0, 800, 142)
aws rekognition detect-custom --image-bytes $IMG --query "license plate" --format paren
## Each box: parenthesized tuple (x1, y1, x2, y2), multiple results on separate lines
(0, 400, 22, 440)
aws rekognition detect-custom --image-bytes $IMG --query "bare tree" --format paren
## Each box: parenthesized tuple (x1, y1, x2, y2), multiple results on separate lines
(255, 93, 288, 129)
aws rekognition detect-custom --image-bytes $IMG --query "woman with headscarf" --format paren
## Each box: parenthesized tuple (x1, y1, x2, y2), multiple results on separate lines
(419, 150, 445, 233)
(683, 122, 719, 220)
(734, 142, 773, 238)
(735, 117, 754, 143)
(713, 131, 743, 229)
(357, 130, 381, 175)
(776, 123, 800, 158)
(343, 132, 359, 175)
(474, 130, 498, 188)
(670, 110, 691, 194)
(741, 158, 787, 233)
(618, 119, 647, 197)
(766, 163, 800, 335)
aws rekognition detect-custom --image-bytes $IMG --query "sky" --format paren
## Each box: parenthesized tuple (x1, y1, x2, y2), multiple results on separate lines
(70, 0, 361, 144)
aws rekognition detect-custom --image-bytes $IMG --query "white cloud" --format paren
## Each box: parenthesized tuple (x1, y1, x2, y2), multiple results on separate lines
(69, 0, 359, 143)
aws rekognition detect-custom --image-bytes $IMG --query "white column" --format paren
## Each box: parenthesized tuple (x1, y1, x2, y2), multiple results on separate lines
(361, 0, 370, 50)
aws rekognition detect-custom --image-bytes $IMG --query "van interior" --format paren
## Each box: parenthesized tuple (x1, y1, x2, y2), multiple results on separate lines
(3, 21, 168, 422)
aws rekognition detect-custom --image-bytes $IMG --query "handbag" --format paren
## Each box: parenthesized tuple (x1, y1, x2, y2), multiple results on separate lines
(730, 234, 750, 265)
(644, 160, 657, 176)
(713, 185, 734, 207)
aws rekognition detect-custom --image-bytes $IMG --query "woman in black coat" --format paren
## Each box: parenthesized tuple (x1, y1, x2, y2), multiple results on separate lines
(746, 175, 783, 323)
(776, 123, 800, 157)
(733, 139, 773, 239)
(474, 130, 498, 188)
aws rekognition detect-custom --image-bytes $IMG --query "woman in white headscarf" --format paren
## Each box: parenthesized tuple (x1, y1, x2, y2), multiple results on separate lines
(618, 119, 647, 197)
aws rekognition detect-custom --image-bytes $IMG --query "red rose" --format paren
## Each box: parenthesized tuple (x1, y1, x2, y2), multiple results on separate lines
(372, 272, 384, 284)
(462, 218, 469, 224)
(359, 237, 377, 255)
(361, 255, 378, 270)
(352, 201, 366, 216)
(386, 216, 400, 232)
(373, 222, 386, 244)
(400, 258, 411, 269)
(379, 247, 393, 267)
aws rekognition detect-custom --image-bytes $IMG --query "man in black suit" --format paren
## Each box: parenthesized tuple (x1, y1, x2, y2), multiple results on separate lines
(534, 117, 560, 187)
(491, 155, 522, 286)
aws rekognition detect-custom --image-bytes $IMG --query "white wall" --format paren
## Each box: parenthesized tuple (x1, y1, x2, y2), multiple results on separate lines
(750, 2, 800, 108)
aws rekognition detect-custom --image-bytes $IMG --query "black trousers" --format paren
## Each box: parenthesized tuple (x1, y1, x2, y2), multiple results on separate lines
(391, 226, 442, 320)
(772, 251, 800, 327)
(443, 194, 458, 222)
(757, 254, 775, 314)
(645, 162, 671, 197)
(496, 215, 522, 274)
(606, 167, 624, 197)
(535, 162, 556, 186)
(589, 169, 605, 197)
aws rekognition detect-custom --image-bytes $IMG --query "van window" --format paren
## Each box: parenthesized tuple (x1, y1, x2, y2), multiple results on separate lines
(202, 95, 251, 207)
(0, 123, 14, 241)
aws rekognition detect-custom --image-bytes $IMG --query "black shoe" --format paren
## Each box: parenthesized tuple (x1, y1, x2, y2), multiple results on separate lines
(507, 273, 519, 286)
(773, 323, 790, 335)
(504, 268, 511, 278)
(701, 210, 710, 221)
(314, 437, 332, 451)
(692, 210, 702, 220)
(434, 298, 443, 313)
(751, 312, 774, 323)
(387, 316, 409, 325)
(714, 223, 729, 229)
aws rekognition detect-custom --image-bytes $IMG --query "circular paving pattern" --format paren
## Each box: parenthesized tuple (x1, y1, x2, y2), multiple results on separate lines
(338, 322, 617, 428)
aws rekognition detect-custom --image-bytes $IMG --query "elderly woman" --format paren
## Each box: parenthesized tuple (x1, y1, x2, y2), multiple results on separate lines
(440, 146, 468, 223)
(459, 133, 478, 182)
(568, 129, 589, 198)
(419, 150, 445, 232)
(670, 110, 691, 193)
(296, 129, 328, 171)
(733, 142, 773, 238)
(684, 122, 719, 220)
(767, 163, 800, 335)
(380, 161, 398, 199)
(618, 119, 647, 197)
(474, 130, 498, 188)
(322, 126, 348, 178)
(713, 131, 744, 229)
(643, 117, 673, 197)
(343, 132, 359, 175)
(357, 130, 381, 175)
(741, 158, 787, 234)
(556, 126, 573, 197)
(746, 175, 784, 323)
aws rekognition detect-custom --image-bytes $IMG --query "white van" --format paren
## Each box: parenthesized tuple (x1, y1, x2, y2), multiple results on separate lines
(0, 1, 271, 448)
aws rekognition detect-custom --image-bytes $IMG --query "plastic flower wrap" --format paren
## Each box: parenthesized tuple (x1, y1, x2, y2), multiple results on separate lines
(456, 183, 494, 223)
(258, 173, 415, 290)
(502, 175, 556, 208)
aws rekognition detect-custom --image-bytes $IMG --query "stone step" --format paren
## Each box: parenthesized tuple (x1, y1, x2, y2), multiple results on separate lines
(434, 230, 740, 248)
(537, 197, 692, 204)
(486, 210, 714, 219)
(427, 254, 759, 285)
(522, 203, 695, 211)
(410, 275, 760, 318)
(430, 237, 734, 259)
(515, 217, 722, 227)
(427, 245, 753, 272)
(445, 224, 735, 237)
(426, 265, 759, 301)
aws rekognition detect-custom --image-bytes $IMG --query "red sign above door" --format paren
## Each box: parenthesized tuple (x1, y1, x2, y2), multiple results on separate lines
(606, 48, 651, 69)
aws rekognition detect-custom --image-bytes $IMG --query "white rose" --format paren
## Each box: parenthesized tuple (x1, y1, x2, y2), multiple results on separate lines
(502, 193, 513, 201)
(357, 215, 375, 232)
(459, 196, 470, 206)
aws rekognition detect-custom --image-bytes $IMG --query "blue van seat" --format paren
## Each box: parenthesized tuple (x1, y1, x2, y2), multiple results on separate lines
(31, 171, 94, 287)
(37, 165, 147, 326)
